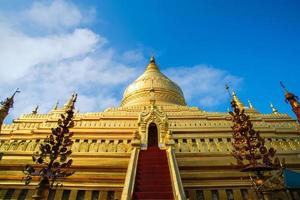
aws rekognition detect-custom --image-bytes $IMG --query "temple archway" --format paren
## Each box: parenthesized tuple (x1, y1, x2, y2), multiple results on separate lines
(137, 105, 170, 149)
(148, 123, 158, 147)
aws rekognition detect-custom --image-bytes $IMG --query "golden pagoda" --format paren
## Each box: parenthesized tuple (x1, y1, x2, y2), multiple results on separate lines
(0, 57, 300, 200)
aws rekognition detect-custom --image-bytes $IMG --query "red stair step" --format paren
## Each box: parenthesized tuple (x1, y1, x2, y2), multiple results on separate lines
(134, 192, 173, 199)
(134, 185, 172, 192)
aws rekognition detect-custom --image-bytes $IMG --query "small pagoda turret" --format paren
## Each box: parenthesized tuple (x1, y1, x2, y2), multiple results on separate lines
(280, 82, 300, 123)
(0, 89, 20, 131)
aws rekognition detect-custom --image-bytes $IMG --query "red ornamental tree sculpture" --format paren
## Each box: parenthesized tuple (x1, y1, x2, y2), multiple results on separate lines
(23, 94, 77, 200)
(229, 94, 280, 173)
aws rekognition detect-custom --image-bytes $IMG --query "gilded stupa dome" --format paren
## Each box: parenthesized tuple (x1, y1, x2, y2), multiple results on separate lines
(120, 56, 186, 107)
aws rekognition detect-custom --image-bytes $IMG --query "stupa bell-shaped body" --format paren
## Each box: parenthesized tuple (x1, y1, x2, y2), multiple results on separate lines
(121, 56, 186, 107)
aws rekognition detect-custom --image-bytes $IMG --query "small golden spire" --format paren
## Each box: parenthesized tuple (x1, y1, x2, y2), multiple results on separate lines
(280, 82, 300, 122)
(232, 90, 245, 109)
(32, 105, 39, 114)
(52, 101, 59, 110)
(0, 89, 20, 131)
(70, 93, 77, 111)
(63, 93, 77, 110)
(248, 100, 254, 109)
(270, 103, 279, 114)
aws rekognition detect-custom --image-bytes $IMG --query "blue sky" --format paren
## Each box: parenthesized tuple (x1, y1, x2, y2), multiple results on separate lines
(0, 0, 300, 121)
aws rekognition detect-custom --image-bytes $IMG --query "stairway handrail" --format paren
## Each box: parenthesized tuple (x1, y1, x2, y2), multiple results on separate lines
(166, 146, 186, 200)
(121, 147, 140, 200)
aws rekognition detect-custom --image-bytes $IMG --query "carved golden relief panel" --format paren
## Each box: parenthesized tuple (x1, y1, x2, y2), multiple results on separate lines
(0, 139, 132, 153)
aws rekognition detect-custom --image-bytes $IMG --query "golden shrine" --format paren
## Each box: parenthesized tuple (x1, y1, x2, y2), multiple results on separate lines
(0, 57, 300, 200)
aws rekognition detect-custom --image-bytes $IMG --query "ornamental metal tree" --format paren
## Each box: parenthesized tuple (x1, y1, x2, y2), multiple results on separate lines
(229, 98, 279, 172)
(23, 94, 77, 200)
(226, 85, 281, 199)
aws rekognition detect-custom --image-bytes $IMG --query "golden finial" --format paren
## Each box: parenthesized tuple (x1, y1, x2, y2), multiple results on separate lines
(280, 81, 299, 102)
(248, 100, 254, 109)
(150, 55, 155, 63)
(280, 81, 300, 122)
(0, 88, 20, 111)
(70, 93, 77, 111)
(32, 105, 39, 114)
(52, 101, 59, 110)
(63, 93, 76, 110)
(232, 90, 245, 109)
(146, 55, 159, 71)
(270, 103, 279, 114)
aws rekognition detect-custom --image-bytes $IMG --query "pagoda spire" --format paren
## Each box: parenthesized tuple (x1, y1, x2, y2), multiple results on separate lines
(32, 105, 39, 115)
(63, 93, 77, 110)
(248, 99, 254, 109)
(146, 55, 159, 71)
(270, 103, 279, 114)
(0, 89, 20, 130)
(280, 81, 300, 122)
(232, 90, 245, 110)
(52, 101, 59, 111)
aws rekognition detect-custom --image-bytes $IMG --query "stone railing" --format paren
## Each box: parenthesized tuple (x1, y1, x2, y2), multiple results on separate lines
(174, 137, 300, 153)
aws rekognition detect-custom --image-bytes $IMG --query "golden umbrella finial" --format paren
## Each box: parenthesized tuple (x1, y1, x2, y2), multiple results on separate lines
(150, 55, 155, 63)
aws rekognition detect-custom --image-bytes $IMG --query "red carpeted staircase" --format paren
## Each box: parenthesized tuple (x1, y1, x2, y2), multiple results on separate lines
(133, 146, 173, 200)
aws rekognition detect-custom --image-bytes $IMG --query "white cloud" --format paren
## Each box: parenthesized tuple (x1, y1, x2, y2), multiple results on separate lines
(165, 65, 243, 108)
(0, 26, 102, 81)
(0, 0, 143, 122)
(0, 0, 243, 123)
(25, 0, 83, 30)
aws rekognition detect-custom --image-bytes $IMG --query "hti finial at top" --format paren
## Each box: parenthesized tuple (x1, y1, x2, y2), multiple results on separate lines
(150, 55, 155, 63)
